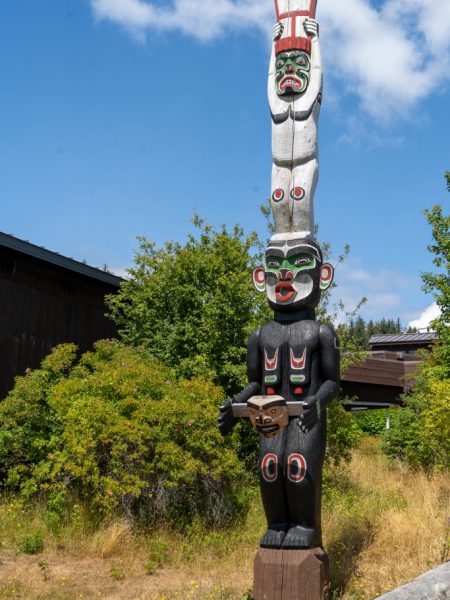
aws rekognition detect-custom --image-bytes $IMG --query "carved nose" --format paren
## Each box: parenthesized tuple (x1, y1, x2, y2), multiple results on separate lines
(278, 269, 294, 280)
(286, 64, 294, 73)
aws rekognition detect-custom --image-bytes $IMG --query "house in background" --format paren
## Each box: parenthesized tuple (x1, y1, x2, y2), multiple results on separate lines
(0, 231, 122, 399)
(341, 332, 437, 412)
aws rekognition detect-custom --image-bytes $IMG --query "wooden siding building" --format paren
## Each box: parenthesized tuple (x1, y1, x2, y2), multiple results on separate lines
(0, 232, 123, 399)
(341, 333, 437, 410)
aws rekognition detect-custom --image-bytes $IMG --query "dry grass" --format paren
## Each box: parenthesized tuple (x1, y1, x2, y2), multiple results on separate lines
(328, 437, 450, 599)
(0, 437, 448, 599)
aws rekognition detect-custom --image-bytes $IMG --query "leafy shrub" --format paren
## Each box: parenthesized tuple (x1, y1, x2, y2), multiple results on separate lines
(0, 341, 248, 527)
(354, 409, 387, 436)
(384, 365, 450, 470)
(326, 401, 362, 466)
(145, 539, 170, 574)
(19, 532, 44, 555)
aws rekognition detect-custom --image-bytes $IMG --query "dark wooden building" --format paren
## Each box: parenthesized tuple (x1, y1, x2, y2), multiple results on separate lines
(341, 332, 437, 411)
(0, 232, 123, 399)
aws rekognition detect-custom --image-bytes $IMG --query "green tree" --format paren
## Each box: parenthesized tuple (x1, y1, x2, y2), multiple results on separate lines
(109, 217, 365, 467)
(107, 217, 270, 398)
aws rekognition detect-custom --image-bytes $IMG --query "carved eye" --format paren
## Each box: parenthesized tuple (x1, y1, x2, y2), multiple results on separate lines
(296, 56, 306, 66)
(267, 260, 279, 268)
(295, 257, 310, 266)
(276, 60, 284, 69)
(271, 408, 277, 414)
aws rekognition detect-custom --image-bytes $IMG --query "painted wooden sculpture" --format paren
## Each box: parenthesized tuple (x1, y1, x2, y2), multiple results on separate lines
(218, 1, 338, 598)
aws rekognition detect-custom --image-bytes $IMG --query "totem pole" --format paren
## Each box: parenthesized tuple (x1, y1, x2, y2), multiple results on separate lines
(218, 1, 339, 598)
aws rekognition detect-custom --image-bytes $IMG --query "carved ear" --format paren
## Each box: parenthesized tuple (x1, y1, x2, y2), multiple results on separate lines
(320, 264, 334, 291)
(253, 267, 266, 293)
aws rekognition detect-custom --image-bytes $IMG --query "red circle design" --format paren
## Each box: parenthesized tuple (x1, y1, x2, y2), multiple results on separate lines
(272, 189, 284, 203)
(255, 268, 265, 284)
(287, 453, 307, 483)
(321, 266, 332, 282)
(290, 187, 305, 201)
(261, 453, 278, 483)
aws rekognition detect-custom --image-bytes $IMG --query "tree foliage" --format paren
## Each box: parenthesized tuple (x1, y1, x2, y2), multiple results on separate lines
(344, 316, 404, 348)
(384, 361, 450, 470)
(421, 188, 450, 374)
(107, 217, 270, 398)
(0, 342, 248, 527)
(108, 217, 365, 468)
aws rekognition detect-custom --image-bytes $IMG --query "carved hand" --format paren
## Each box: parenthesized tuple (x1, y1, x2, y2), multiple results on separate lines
(304, 18, 319, 39)
(273, 22, 284, 41)
(218, 398, 237, 436)
(298, 395, 320, 432)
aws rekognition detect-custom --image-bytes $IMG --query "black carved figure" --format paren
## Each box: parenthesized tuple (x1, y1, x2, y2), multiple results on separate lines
(218, 238, 339, 550)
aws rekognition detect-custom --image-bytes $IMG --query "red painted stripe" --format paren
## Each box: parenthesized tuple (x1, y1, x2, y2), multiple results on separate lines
(279, 11, 310, 18)
(275, 36, 311, 55)
(274, 0, 280, 21)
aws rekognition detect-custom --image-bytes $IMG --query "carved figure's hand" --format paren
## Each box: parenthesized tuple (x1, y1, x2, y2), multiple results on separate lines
(218, 398, 237, 436)
(273, 21, 284, 41)
(298, 395, 320, 432)
(304, 18, 319, 39)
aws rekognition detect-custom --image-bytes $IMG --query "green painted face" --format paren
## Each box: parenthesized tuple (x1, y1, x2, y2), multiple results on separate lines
(275, 51, 310, 95)
(265, 252, 317, 305)
(252, 241, 334, 312)
(266, 253, 316, 277)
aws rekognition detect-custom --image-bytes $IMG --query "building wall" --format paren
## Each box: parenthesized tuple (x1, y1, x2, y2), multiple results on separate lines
(0, 247, 118, 399)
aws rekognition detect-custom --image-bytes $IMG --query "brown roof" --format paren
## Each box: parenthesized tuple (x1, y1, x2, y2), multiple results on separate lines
(369, 332, 437, 346)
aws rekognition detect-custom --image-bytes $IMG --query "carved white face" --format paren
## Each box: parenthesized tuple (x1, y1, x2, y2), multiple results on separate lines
(275, 50, 310, 95)
(265, 250, 316, 306)
(252, 241, 334, 312)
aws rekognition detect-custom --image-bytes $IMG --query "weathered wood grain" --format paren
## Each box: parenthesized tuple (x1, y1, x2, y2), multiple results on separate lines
(253, 548, 329, 600)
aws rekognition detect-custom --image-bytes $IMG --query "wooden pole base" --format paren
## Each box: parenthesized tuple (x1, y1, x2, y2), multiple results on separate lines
(252, 548, 329, 600)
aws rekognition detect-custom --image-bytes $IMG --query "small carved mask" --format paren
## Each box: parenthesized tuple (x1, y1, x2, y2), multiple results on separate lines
(275, 50, 310, 96)
(248, 396, 289, 438)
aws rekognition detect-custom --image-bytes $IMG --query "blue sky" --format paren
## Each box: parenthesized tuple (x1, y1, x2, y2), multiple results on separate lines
(1, 0, 449, 328)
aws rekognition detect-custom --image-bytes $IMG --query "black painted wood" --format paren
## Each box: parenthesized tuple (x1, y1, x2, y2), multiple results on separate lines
(0, 245, 119, 399)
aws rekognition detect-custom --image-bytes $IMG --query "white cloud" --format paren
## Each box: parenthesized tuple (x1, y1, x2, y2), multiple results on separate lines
(408, 302, 441, 331)
(90, 0, 450, 120)
(90, 0, 273, 42)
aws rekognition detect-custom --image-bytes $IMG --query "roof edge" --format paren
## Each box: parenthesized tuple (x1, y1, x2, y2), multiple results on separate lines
(0, 231, 124, 287)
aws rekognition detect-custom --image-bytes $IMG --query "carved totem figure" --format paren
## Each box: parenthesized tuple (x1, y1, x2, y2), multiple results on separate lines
(218, 0, 339, 554)
(269, 0, 322, 241)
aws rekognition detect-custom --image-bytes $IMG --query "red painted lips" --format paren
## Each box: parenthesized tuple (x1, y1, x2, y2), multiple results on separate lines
(275, 281, 295, 302)
(280, 76, 303, 91)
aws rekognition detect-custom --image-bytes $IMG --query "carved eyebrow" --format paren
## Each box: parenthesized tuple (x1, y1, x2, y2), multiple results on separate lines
(265, 248, 284, 258)
(286, 245, 320, 260)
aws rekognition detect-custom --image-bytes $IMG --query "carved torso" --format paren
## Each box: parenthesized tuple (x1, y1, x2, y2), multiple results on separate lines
(252, 319, 324, 402)
(270, 94, 321, 166)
